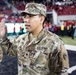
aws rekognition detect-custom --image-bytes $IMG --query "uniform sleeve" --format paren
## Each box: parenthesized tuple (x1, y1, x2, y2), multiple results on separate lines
(59, 44, 69, 75)
(48, 43, 69, 75)
(0, 36, 17, 57)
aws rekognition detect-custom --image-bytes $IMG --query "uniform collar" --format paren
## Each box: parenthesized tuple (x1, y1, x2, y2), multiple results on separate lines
(28, 29, 46, 45)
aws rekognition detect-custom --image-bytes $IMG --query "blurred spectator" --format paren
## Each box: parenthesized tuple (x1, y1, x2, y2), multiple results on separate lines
(54, 25, 58, 34)
(43, 21, 51, 30)
(60, 22, 65, 36)
(70, 22, 76, 39)
(49, 24, 54, 33)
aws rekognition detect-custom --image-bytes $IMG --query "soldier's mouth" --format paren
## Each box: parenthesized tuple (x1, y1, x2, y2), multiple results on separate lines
(25, 24, 30, 28)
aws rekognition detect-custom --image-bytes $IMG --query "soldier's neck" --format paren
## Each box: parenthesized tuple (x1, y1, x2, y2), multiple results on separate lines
(31, 26, 43, 37)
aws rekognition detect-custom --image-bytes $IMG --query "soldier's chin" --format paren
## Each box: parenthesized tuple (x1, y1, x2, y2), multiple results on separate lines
(26, 29, 32, 32)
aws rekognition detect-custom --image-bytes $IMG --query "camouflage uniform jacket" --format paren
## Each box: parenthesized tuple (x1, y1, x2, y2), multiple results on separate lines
(0, 29, 69, 75)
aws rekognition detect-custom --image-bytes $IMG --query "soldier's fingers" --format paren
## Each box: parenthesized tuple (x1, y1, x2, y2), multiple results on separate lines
(1, 19, 5, 25)
(0, 19, 5, 26)
(0, 24, 6, 31)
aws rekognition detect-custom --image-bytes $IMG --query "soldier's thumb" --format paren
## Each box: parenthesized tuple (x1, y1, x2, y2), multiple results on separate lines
(1, 19, 5, 26)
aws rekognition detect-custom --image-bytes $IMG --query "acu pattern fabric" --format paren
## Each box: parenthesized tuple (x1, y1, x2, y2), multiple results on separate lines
(21, 3, 46, 17)
(0, 29, 69, 75)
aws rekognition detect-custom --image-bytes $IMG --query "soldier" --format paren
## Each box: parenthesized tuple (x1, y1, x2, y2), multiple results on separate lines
(0, 3, 69, 75)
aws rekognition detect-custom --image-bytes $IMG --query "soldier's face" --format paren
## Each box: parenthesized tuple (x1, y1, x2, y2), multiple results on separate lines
(23, 14, 43, 33)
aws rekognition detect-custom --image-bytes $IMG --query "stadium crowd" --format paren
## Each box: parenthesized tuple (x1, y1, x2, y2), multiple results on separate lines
(0, 0, 76, 37)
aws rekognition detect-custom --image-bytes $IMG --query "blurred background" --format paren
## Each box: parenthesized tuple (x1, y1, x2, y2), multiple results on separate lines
(0, 0, 76, 75)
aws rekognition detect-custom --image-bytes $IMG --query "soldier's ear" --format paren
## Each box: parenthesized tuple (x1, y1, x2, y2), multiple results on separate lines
(40, 15, 45, 24)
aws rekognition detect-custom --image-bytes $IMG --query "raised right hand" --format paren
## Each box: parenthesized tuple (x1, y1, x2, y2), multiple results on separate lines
(0, 19, 7, 39)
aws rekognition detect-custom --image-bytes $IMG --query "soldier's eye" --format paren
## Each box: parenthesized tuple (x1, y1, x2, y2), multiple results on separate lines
(29, 14, 36, 17)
